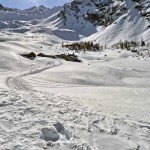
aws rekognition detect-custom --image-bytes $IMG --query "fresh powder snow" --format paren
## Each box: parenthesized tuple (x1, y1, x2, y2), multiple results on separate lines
(0, 0, 150, 150)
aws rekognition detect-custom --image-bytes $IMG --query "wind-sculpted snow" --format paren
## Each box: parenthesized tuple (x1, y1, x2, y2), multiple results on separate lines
(0, 1, 150, 150)
(0, 42, 149, 149)
(0, 88, 150, 149)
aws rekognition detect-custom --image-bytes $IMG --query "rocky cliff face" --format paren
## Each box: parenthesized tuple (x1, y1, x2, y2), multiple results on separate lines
(132, 0, 150, 21)
(58, 0, 150, 43)
(0, 1, 149, 44)
(61, 0, 127, 26)
(0, 3, 14, 11)
(59, 0, 149, 28)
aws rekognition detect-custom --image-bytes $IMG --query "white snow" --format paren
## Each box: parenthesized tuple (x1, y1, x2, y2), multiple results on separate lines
(0, 1, 150, 150)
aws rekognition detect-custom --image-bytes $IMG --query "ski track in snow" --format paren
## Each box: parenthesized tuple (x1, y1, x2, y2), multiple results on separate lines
(0, 0, 150, 148)
(0, 38, 149, 149)
(5, 60, 62, 91)
(0, 54, 149, 150)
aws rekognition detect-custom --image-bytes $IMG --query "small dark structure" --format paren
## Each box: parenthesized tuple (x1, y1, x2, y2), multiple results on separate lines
(37, 53, 81, 62)
(37, 53, 56, 59)
(20, 52, 36, 60)
(131, 49, 138, 53)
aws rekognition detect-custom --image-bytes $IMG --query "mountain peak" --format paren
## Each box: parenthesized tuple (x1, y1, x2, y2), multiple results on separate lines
(0, 4, 4, 9)
(58, 0, 150, 43)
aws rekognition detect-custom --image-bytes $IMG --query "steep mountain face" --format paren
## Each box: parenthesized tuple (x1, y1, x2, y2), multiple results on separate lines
(59, 0, 150, 28)
(58, 0, 126, 36)
(0, 3, 14, 11)
(133, 0, 150, 21)
(0, 1, 149, 44)
(58, 0, 150, 43)
(60, 0, 128, 27)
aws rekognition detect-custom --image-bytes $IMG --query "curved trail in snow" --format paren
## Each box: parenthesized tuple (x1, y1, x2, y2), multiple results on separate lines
(5, 60, 63, 91)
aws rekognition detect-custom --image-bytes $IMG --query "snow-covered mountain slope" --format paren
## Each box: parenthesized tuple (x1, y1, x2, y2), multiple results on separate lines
(0, 1, 150, 150)
(59, 0, 128, 35)
(0, 0, 149, 44)
(58, 0, 150, 43)
(0, 4, 62, 35)
(0, 27, 150, 150)
(0, 5, 62, 21)
(85, 0, 150, 44)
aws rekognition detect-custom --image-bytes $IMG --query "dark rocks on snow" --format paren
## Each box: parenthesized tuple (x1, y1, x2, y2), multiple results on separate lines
(37, 53, 81, 62)
(41, 127, 60, 142)
(131, 49, 138, 53)
(37, 53, 56, 59)
(53, 122, 64, 134)
(20, 52, 36, 60)
(0, 4, 4, 9)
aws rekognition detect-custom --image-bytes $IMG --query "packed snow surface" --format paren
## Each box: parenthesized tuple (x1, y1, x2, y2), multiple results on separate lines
(0, 1, 150, 150)
(0, 30, 150, 150)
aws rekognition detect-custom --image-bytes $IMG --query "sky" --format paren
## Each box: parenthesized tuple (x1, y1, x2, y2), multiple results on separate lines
(0, 0, 70, 9)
